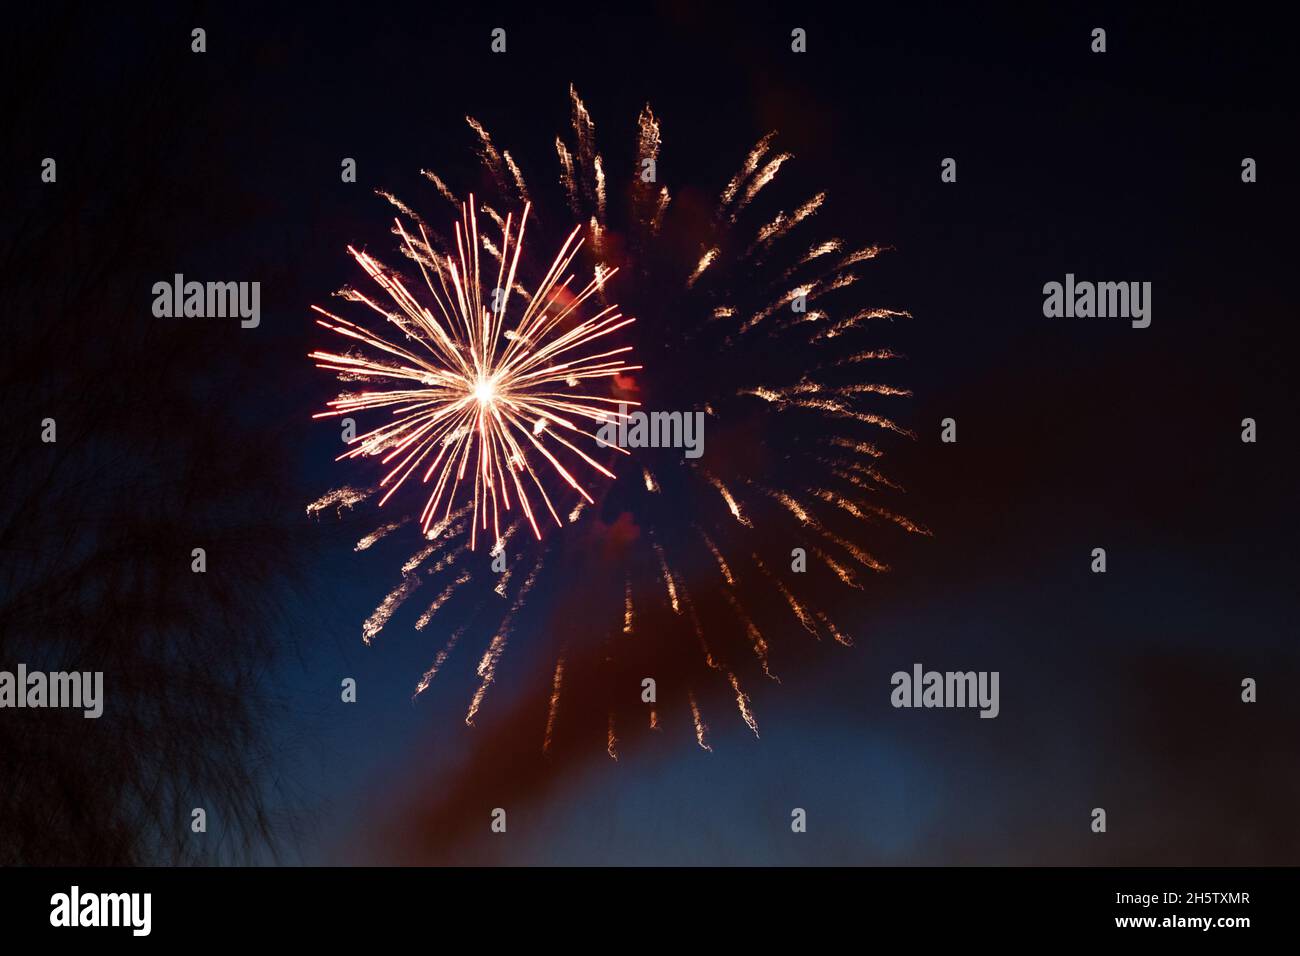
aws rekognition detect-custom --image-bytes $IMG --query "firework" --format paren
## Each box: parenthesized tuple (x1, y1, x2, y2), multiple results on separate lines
(310, 200, 640, 551)
(309, 86, 928, 752)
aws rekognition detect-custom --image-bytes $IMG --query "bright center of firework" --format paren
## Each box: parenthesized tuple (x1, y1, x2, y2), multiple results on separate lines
(473, 376, 497, 406)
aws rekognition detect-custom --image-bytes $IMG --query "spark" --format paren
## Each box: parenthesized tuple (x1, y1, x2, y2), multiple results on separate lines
(687, 598, 720, 670)
(623, 578, 634, 634)
(689, 691, 712, 752)
(832, 346, 905, 365)
(594, 156, 607, 223)
(428, 543, 467, 573)
(827, 436, 884, 458)
(569, 85, 596, 163)
(362, 574, 419, 645)
(816, 612, 854, 647)
(729, 672, 760, 737)
(464, 558, 542, 724)
(355, 518, 407, 551)
(493, 561, 514, 597)
(375, 189, 425, 224)
(650, 186, 670, 234)
(465, 631, 507, 726)
(719, 131, 775, 209)
(698, 527, 735, 585)
(741, 381, 911, 401)
(813, 487, 869, 520)
(755, 554, 818, 638)
(503, 151, 529, 203)
(815, 308, 911, 342)
(739, 152, 793, 211)
(822, 528, 890, 573)
(789, 240, 843, 275)
(401, 544, 437, 574)
(867, 505, 932, 537)
(742, 270, 856, 334)
(635, 105, 661, 179)
(832, 460, 904, 492)
(765, 488, 815, 525)
(815, 546, 861, 588)
(653, 540, 681, 613)
(420, 168, 460, 207)
(688, 247, 719, 288)
(414, 570, 471, 630)
(307, 485, 370, 517)
(542, 653, 565, 754)
(705, 472, 752, 527)
(837, 245, 886, 268)
(467, 116, 506, 191)
(422, 506, 472, 544)
(413, 624, 468, 698)
(752, 191, 825, 250)
(556, 137, 578, 213)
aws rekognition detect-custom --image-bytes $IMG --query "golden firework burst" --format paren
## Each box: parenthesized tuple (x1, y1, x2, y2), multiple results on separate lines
(310, 198, 640, 551)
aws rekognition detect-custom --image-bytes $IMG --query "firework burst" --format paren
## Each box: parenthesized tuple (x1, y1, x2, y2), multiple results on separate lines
(309, 86, 928, 749)
(310, 202, 639, 552)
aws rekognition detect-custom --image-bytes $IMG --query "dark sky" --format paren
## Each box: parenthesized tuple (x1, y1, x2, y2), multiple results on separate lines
(6, 2, 1297, 865)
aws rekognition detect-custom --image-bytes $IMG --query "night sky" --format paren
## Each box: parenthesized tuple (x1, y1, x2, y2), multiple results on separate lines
(4, 3, 1297, 866)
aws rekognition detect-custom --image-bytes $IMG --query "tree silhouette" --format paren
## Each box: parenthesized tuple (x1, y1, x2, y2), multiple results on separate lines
(0, 8, 306, 864)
